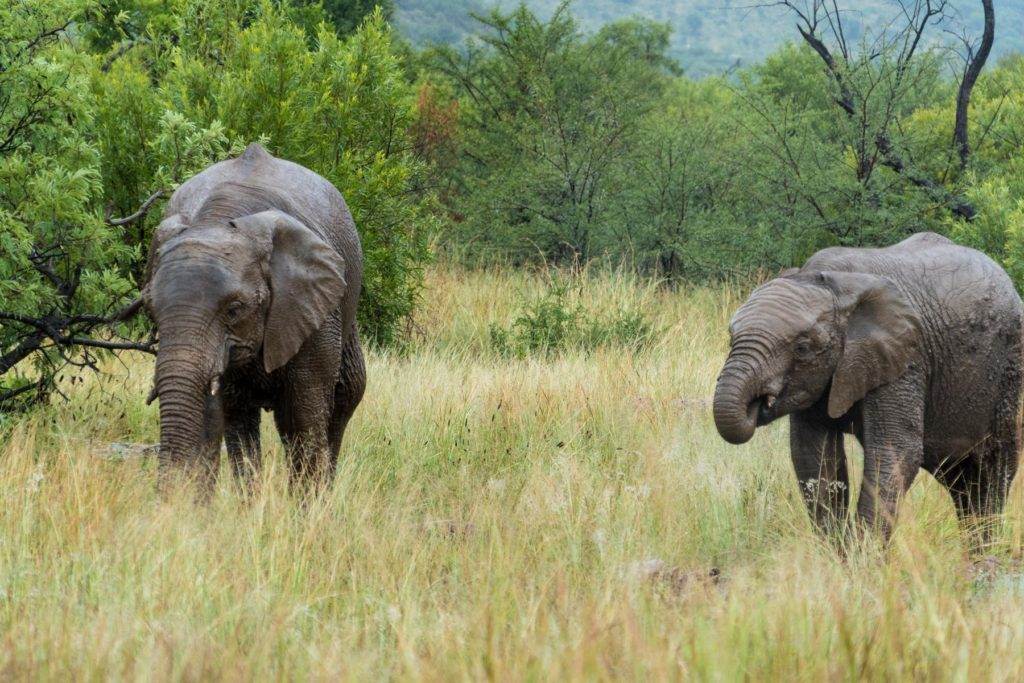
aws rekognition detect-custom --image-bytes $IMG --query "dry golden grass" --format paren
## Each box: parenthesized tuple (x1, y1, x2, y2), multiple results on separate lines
(2, 266, 1024, 680)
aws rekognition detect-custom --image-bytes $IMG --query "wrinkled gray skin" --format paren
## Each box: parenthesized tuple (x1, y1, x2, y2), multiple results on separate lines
(144, 143, 365, 489)
(714, 232, 1023, 539)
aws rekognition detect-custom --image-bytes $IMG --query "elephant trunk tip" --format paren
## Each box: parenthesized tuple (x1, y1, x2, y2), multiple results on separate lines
(716, 419, 757, 445)
(712, 376, 761, 445)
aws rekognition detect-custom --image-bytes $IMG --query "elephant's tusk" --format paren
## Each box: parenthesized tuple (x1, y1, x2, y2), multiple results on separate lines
(209, 376, 220, 397)
(765, 395, 777, 408)
(145, 385, 158, 405)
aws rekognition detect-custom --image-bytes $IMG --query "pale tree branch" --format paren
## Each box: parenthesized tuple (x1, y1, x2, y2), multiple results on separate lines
(105, 189, 166, 226)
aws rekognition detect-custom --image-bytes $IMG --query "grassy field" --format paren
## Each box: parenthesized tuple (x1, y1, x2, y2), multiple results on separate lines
(2, 266, 1024, 680)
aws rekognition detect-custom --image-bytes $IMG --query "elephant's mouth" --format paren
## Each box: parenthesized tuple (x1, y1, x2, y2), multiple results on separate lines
(753, 393, 778, 425)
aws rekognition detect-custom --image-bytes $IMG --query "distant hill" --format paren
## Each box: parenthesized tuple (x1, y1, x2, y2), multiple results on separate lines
(394, 0, 1024, 76)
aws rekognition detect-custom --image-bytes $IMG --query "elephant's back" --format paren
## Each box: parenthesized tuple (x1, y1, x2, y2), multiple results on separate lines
(166, 144, 363, 304)
(805, 232, 1020, 319)
(169, 146, 355, 238)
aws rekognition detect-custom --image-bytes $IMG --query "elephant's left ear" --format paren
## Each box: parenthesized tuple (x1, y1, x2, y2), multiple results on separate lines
(821, 271, 923, 419)
(231, 210, 346, 373)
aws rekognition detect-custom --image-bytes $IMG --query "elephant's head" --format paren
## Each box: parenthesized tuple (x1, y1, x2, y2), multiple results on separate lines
(143, 209, 346, 463)
(713, 270, 922, 445)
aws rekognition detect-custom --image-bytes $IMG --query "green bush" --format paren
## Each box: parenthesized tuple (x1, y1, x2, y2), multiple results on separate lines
(489, 278, 655, 358)
(432, 4, 675, 266)
(0, 0, 137, 409)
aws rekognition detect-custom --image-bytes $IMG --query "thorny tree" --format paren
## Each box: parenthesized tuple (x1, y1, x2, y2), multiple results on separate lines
(743, 0, 995, 228)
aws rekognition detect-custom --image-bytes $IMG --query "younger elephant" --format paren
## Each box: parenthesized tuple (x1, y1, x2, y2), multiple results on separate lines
(144, 143, 365, 488)
(713, 232, 1022, 538)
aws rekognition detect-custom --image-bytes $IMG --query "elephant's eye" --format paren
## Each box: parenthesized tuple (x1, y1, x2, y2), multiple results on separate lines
(795, 339, 813, 356)
(225, 300, 246, 323)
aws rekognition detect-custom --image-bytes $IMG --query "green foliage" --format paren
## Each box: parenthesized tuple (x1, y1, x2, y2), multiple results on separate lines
(489, 277, 655, 358)
(944, 56, 1024, 287)
(313, 0, 394, 35)
(724, 42, 951, 264)
(612, 77, 750, 279)
(433, 4, 674, 265)
(0, 0, 135, 406)
(81, 0, 179, 52)
(427, 3, 1023, 281)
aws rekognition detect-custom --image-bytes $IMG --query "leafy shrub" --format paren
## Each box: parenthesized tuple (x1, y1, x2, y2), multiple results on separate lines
(0, 0, 140, 410)
(432, 5, 675, 266)
(489, 279, 656, 358)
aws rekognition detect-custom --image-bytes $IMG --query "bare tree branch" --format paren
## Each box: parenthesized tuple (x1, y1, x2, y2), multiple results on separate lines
(875, 133, 976, 219)
(0, 332, 44, 375)
(954, 0, 994, 169)
(796, 23, 856, 116)
(766, 0, 984, 220)
(105, 190, 166, 226)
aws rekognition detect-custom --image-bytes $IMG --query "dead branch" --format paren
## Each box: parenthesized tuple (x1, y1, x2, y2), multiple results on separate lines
(106, 190, 166, 226)
(954, 0, 994, 169)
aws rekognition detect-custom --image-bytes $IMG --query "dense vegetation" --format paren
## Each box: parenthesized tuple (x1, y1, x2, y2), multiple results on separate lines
(425, 2, 1022, 280)
(395, 0, 1024, 76)
(1, 0, 1022, 410)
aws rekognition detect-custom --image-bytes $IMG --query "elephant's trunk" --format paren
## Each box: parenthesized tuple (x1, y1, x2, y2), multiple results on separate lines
(154, 329, 224, 470)
(713, 339, 768, 445)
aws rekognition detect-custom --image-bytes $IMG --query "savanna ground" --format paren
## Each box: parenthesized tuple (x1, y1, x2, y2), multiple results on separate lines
(3, 267, 1024, 680)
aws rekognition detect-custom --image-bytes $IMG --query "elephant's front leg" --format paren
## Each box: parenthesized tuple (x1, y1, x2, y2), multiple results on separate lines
(790, 411, 849, 536)
(274, 389, 335, 490)
(855, 373, 925, 540)
(274, 341, 341, 490)
(224, 399, 262, 484)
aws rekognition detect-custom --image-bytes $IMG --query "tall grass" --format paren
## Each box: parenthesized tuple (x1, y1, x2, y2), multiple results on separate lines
(1, 267, 1023, 679)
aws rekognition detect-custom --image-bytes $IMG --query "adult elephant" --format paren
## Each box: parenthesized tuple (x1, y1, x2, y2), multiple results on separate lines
(713, 232, 1022, 539)
(143, 143, 365, 489)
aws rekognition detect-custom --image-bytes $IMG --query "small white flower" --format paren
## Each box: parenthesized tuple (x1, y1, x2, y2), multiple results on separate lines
(625, 483, 651, 499)
(626, 558, 666, 581)
(25, 470, 44, 493)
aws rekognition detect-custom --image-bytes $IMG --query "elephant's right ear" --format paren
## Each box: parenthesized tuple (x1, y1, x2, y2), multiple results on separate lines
(144, 214, 189, 289)
(821, 271, 922, 419)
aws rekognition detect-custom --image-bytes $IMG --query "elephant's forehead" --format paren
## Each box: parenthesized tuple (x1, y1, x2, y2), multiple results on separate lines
(151, 235, 252, 301)
(731, 279, 832, 331)
(160, 230, 250, 259)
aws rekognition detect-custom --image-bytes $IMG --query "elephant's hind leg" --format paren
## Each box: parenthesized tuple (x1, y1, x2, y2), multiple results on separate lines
(950, 409, 1020, 518)
(938, 368, 1021, 545)
(328, 331, 367, 459)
